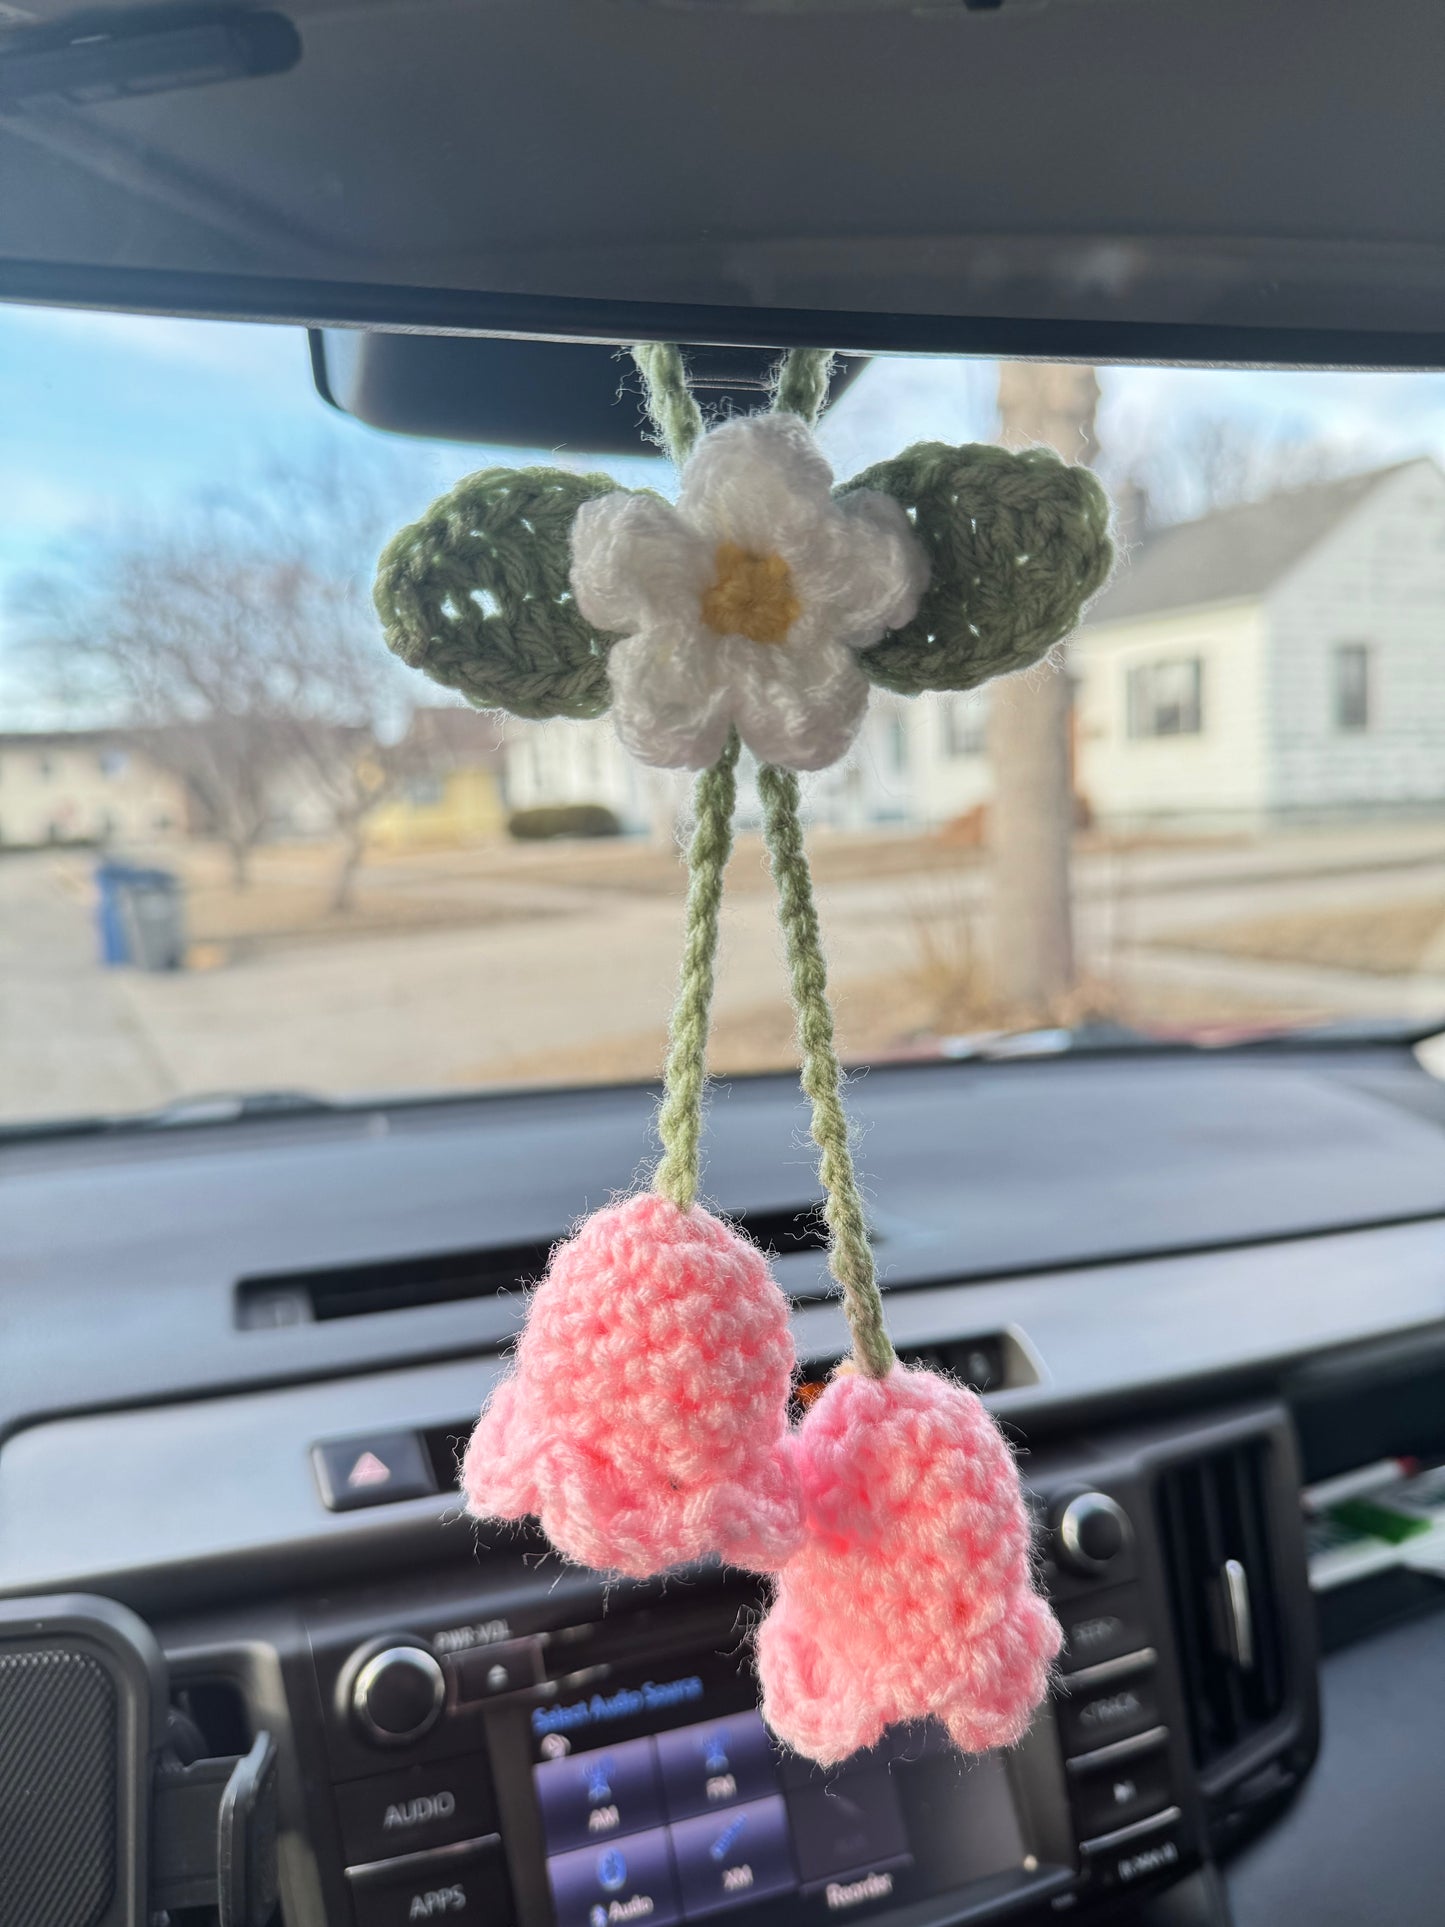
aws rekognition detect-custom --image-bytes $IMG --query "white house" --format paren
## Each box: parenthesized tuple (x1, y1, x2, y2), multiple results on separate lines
(504, 692, 928, 833)
(0, 731, 188, 848)
(892, 687, 993, 828)
(1072, 456, 1445, 827)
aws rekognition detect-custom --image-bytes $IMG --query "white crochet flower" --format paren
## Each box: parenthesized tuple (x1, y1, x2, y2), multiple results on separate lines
(570, 414, 930, 771)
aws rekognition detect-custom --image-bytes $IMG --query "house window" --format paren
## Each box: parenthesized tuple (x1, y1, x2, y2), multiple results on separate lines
(885, 713, 908, 774)
(405, 775, 445, 807)
(1333, 642, 1370, 732)
(942, 694, 988, 758)
(1126, 658, 1203, 738)
(98, 747, 129, 778)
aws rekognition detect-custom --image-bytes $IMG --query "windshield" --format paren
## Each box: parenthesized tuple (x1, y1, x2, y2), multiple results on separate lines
(4, 307, 1445, 1129)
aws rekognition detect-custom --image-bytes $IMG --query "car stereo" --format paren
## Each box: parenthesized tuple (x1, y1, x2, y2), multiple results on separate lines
(304, 1479, 1203, 1927)
(509, 1637, 1061, 1927)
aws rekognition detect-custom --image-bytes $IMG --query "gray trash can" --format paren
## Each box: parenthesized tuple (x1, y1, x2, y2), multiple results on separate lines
(117, 868, 186, 972)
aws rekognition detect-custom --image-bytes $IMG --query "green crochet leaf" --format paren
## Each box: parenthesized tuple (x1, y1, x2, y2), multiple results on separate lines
(374, 466, 622, 721)
(841, 442, 1114, 698)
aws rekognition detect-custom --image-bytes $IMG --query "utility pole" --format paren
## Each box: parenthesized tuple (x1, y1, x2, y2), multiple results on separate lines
(987, 362, 1100, 1019)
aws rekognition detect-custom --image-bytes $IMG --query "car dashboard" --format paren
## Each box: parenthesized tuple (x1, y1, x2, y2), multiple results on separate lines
(6, 1042, 1445, 1927)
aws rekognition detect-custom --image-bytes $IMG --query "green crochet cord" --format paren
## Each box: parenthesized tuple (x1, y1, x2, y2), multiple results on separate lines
(654, 731, 741, 1211)
(632, 343, 705, 465)
(640, 343, 890, 1374)
(773, 348, 834, 424)
(758, 763, 894, 1381)
(632, 343, 833, 463)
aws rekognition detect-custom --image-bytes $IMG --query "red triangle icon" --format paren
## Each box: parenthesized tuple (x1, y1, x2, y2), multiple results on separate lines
(347, 1449, 392, 1488)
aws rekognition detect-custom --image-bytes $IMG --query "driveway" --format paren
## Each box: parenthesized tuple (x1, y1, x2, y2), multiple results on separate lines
(0, 854, 174, 1120)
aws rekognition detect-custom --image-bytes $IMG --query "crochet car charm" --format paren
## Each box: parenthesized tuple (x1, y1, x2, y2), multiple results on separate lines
(376, 343, 1113, 1765)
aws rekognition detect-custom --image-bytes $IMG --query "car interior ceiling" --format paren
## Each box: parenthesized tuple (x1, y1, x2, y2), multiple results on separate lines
(6, 3, 1445, 1927)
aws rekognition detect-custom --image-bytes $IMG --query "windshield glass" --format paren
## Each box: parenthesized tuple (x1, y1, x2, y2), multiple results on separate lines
(4, 307, 1445, 1128)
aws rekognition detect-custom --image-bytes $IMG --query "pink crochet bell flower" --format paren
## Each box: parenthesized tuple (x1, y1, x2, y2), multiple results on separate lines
(462, 1193, 804, 1577)
(757, 1367, 1061, 1766)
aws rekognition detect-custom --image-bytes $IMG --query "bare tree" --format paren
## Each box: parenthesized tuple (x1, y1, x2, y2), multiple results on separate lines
(14, 449, 429, 900)
(271, 600, 429, 913)
(258, 452, 446, 909)
(986, 362, 1099, 1020)
(16, 534, 296, 885)
(1101, 405, 1380, 530)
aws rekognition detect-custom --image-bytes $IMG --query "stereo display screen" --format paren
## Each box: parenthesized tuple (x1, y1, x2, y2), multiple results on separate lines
(514, 1649, 1063, 1927)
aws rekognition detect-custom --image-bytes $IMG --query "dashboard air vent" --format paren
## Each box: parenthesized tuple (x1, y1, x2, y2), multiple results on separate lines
(1157, 1440, 1286, 1772)
(235, 1204, 835, 1327)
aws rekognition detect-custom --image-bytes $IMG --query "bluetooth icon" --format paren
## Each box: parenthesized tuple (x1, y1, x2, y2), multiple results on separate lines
(597, 1850, 628, 1894)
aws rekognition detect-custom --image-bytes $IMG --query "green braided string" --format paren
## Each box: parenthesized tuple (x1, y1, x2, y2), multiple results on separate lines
(758, 764, 895, 1379)
(772, 348, 834, 426)
(638, 345, 732, 1209)
(654, 731, 741, 1210)
(632, 343, 705, 465)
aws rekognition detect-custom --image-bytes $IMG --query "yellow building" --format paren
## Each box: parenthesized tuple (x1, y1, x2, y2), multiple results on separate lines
(366, 706, 507, 852)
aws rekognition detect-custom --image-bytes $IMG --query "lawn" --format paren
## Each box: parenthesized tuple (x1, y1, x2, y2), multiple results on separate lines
(132, 829, 988, 960)
(1173, 897, 1445, 978)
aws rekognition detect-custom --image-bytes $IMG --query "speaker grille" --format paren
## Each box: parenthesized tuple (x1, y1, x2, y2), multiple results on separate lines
(0, 1650, 118, 1927)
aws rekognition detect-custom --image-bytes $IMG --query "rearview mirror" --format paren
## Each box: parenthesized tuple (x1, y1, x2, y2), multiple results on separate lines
(309, 334, 866, 450)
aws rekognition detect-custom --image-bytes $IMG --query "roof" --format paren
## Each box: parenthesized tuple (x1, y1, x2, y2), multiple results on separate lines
(0, 728, 132, 751)
(1084, 459, 1433, 628)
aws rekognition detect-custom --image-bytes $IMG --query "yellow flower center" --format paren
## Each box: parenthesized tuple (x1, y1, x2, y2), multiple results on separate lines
(699, 542, 801, 645)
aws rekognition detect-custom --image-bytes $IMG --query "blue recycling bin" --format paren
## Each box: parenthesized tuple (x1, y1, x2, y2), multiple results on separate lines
(95, 861, 133, 966)
(95, 861, 185, 970)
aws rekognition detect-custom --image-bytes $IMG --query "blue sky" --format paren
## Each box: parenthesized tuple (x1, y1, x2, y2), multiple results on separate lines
(7, 301, 1445, 724)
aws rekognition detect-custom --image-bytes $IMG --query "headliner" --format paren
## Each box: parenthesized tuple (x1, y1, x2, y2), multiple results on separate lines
(3, 0, 1445, 359)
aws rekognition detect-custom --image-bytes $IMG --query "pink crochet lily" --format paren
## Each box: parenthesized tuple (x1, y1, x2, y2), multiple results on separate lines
(757, 1366, 1062, 1765)
(462, 1193, 803, 1577)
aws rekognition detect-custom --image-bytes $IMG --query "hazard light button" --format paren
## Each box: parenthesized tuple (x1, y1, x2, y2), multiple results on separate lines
(313, 1430, 438, 1511)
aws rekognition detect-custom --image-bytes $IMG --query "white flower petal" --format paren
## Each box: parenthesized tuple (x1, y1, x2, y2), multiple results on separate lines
(719, 633, 871, 772)
(571, 491, 711, 634)
(585, 419, 916, 774)
(678, 414, 837, 555)
(608, 620, 734, 769)
(786, 488, 930, 652)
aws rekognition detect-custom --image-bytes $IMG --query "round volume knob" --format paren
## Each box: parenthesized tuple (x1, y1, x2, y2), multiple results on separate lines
(1055, 1492, 1132, 1575)
(351, 1644, 445, 1746)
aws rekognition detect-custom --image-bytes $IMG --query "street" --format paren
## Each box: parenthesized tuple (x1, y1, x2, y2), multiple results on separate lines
(4, 826, 1445, 1123)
